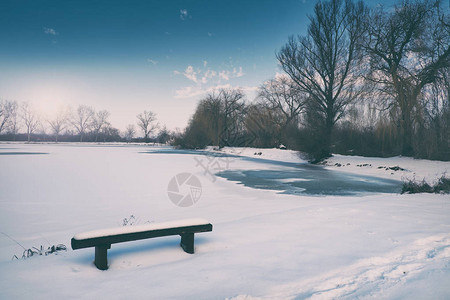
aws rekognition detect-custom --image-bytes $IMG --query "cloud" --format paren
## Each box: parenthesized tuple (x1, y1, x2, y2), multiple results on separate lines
(274, 72, 289, 80)
(218, 71, 230, 81)
(147, 59, 159, 65)
(175, 84, 258, 99)
(183, 65, 198, 83)
(174, 64, 244, 84)
(180, 9, 190, 20)
(43, 27, 58, 36)
(204, 69, 217, 80)
(173, 62, 247, 98)
(233, 67, 245, 78)
(175, 86, 206, 99)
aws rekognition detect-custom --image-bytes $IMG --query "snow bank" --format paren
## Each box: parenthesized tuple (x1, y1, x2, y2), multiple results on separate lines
(322, 154, 450, 183)
(205, 146, 307, 164)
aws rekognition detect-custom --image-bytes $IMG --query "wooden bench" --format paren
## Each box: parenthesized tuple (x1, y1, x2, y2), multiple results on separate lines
(71, 218, 213, 270)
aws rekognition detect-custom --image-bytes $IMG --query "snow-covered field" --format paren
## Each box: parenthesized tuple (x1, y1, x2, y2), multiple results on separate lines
(0, 143, 449, 299)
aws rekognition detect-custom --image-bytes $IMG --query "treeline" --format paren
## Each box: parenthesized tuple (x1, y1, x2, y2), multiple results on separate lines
(0, 101, 171, 143)
(174, 0, 450, 161)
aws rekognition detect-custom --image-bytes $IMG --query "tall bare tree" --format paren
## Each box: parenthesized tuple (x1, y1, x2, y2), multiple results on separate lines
(277, 0, 367, 159)
(363, 0, 450, 156)
(71, 105, 94, 142)
(20, 102, 40, 142)
(136, 110, 157, 141)
(92, 110, 110, 142)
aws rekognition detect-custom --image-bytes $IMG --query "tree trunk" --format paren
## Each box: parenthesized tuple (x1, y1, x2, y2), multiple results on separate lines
(400, 92, 416, 157)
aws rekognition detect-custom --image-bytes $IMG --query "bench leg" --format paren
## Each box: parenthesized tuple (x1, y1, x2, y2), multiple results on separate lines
(180, 233, 195, 254)
(95, 244, 110, 270)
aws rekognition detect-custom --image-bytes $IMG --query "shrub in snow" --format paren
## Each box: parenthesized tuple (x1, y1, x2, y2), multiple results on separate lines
(1, 232, 67, 260)
(401, 175, 450, 194)
(12, 244, 67, 260)
(433, 176, 450, 194)
(122, 215, 137, 226)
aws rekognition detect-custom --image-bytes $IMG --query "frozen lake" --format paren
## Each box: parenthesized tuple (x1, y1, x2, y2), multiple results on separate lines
(144, 148, 402, 196)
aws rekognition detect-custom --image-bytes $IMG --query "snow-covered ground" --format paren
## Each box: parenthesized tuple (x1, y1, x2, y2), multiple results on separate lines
(0, 143, 449, 299)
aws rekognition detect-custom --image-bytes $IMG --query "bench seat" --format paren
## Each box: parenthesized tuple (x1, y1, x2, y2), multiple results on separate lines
(71, 218, 213, 270)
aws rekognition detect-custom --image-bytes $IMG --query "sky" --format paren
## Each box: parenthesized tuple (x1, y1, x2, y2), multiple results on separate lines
(0, 0, 395, 133)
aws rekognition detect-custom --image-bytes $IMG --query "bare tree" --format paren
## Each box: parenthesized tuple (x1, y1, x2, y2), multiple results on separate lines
(277, 0, 368, 159)
(92, 110, 110, 142)
(6, 101, 19, 140)
(136, 110, 157, 141)
(199, 93, 223, 146)
(217, 88, 246, 147)
(174, 88, 246, 148)
(47, 109, 69, 142)
(244, 102, 281, 147)
(71, 105, 94, 142)
(0, 99, 16, 134)
(258, 75, 306, 126)
(20, 102, 40, 142)
(363, 0, 450, 156)
(124, 124, 136, 142)
(258, 75, 307, 144)
(101, 124, 120, 141)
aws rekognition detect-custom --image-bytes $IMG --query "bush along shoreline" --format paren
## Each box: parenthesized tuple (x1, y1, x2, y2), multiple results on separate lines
(402, 176, 450, 194)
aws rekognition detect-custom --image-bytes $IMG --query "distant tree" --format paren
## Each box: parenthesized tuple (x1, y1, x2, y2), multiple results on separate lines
(215, 88, 246, 147)
(47, 109, 69, 142)
(418, 67, 450, 159)
(363, 0, 450, 156)
(174, 88, 246, 149)
(258, 75, 307, 145)
(71, 105, 94, 142)
(199, 93, 223, 146)
(6, 101, 19, 140)
(244, 103, 280, 147)
(92, 110, 110, 142)
(258, 75, 306, 126)
(136, 110, 157, 141)
(0, 99, 16, 134)
(20, 102, 40, 142)
(156, 126, 171, 144)
(101, 124, 121, 142)
(277, 0, 368, 160)
(124, 124, 136, 142)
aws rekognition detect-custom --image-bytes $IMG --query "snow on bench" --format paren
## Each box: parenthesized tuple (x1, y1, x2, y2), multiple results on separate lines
(71, 218, 213, 270)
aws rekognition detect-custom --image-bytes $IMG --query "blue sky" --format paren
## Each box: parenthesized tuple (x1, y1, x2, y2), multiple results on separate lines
(0, 0, 394, 132)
